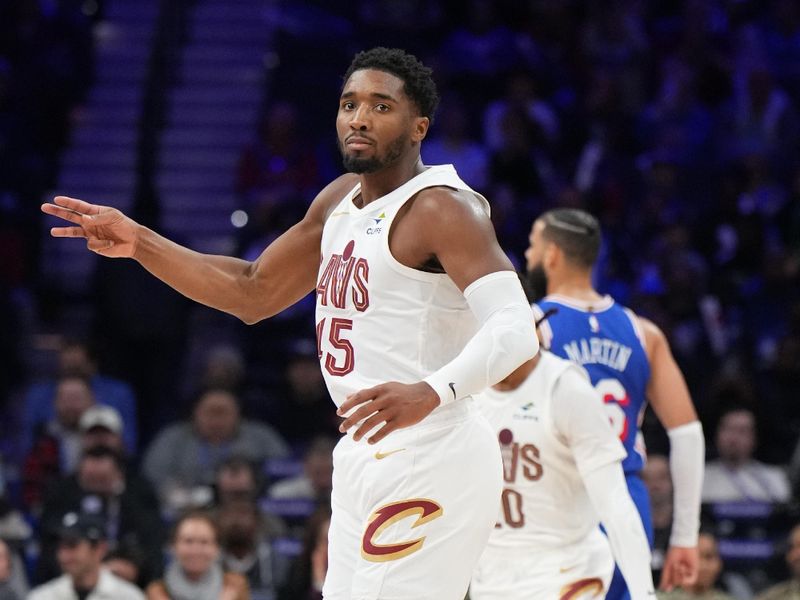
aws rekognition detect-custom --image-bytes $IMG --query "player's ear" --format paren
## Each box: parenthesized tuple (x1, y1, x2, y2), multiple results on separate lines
(543, 241, 560, 271)
(412, 116, 429, 143)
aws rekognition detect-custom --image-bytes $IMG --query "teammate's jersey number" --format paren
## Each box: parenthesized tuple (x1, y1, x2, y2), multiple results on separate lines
(316, 317, 354, 376)
(594, 377, 630, 441)
(498, 488, 525, 528)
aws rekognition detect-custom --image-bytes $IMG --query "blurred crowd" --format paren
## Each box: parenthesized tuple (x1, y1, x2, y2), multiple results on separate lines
(1, 0, 800, 598)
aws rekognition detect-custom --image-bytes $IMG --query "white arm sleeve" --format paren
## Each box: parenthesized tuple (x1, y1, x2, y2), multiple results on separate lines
(667, 421, 705, 547)
(583, 463, 656, 599)
(424, 271, 539, 404)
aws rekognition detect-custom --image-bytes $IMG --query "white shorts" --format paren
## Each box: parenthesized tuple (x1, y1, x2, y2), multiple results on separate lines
(470, 528, 614, 600)
(323, 398, 503, 600)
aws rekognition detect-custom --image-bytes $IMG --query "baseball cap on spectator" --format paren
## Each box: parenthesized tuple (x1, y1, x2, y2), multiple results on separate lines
(58, 512, 107, 543)
(79, 405, 123, 434)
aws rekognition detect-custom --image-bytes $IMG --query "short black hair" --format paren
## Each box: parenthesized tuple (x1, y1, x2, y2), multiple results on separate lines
(343, 47, 439, 123)
(540, 209, 602, 269)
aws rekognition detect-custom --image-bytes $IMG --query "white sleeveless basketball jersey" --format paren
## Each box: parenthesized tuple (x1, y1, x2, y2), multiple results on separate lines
(476, 351, 626, 550)
(316, 164, 489, 409)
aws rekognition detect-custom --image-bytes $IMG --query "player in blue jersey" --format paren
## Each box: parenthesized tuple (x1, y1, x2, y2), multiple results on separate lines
(525, 208, 705, 598)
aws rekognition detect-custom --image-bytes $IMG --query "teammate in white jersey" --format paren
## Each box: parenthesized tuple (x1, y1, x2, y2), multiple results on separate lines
(43, 47, 538, 600)
(471, 349, 655, 600)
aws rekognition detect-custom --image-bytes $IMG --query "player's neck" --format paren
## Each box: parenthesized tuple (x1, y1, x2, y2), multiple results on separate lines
(356, 156, 425, 207)
(492, 354, 540, 391)
(547, 271, 601, 302)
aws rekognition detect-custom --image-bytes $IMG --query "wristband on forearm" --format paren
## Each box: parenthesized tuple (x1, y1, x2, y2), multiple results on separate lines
(424, 271, 538, 404)
(668, 420, 705, 547)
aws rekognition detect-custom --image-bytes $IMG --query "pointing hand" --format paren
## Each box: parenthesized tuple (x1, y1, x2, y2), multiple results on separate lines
(42, 196, 140, 258)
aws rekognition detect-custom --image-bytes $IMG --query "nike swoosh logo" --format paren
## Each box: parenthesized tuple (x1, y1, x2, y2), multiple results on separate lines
(374, 448, 406, 460)
(448, 382, 456, 399)
(559, 566, 575, 573)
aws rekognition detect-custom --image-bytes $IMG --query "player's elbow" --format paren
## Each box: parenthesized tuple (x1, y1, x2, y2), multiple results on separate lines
(512, 307, 539, 361)
(237, 311, 263, 325)
(235, 299, 279, 325)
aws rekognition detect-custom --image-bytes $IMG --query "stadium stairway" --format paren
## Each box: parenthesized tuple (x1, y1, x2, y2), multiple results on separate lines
(157, 0, 276, 256)
(41, 0, 159, 299)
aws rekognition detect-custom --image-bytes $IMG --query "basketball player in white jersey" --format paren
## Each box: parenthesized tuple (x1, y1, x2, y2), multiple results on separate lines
(42, 47, 538, 599)
(471, 346, 656, 600)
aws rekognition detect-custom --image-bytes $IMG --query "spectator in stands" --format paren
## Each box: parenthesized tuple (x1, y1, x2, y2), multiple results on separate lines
(657, 531, 735, 599)
(422, 92, 489, 190)
(197, 344, 246, 395)
(218, 499, 289, 599)
(79, 405, 126, 455)
(37, 446, 162, 585)
(143, 388, 289, 514)
(0, 496, 30, 598)
(22, 374, 96, 512)
(643, 454, 674, 585)
(702, 406, 791, 503)
(756, 524, 800, 600)
(268, 437, 333, 504)
(235, 100, 320, 209)
(214, 455, 266, 506)
(22, 403, 127, 515)
(103, 542, 146, 588)
(28, 512, 145, 600)
(22, 338, 138, 454)
(146, 511, 249, 600)
(213, 456, 286, 539)
(278, 505, 329, 600)
(265, 339, 340, 448)
(0, 538, 23, 600)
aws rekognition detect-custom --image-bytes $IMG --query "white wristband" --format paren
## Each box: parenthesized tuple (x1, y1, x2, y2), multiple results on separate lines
(667, 420, 705, 547)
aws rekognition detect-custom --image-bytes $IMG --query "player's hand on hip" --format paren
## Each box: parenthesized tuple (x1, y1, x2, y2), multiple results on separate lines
(337, 381, 440, 444)
(41, 196, 140, 258)
(659, 545, 699, 591)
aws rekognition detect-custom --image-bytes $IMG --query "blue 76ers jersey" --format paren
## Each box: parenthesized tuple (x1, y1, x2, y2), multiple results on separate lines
(532, 295, 650, 474)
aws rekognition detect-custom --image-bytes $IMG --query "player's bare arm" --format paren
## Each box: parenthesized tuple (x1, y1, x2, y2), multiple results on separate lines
(339, 186, 535, 444)
(42, 174, 358, 324)
(640, 316, 704, 591)
(642, 317, 698, 428)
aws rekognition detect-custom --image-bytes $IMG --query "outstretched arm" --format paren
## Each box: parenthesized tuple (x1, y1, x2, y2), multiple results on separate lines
(338, 188, 538, 442)
(42, 175, 357, 323)
(641, 317, 704, 591)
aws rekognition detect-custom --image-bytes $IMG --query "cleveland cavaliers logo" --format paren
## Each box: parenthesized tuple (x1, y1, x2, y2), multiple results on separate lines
(360, 498, 443, 562)
(559, 578, 604, 599)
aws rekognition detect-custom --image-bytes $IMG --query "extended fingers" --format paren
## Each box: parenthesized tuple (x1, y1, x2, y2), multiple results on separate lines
(53, 196, 103, 215)
(351, 412, 388, 442)
(337, 385, 381, 415)
(42, 203, 86, 225)
(50, 226, 87, 238)
(367, 421, 396, 444)
(339, 402, 380, 433)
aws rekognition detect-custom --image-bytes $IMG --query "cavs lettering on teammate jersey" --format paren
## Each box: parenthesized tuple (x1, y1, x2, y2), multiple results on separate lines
(477, 352, 626, 550)
(533, 295, 650, 474)
(316, 165, 490, 409)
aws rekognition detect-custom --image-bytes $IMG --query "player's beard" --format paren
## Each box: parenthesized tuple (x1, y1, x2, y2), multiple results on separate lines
(340, 133, 407, 174)
(526, 263, 549, 300)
